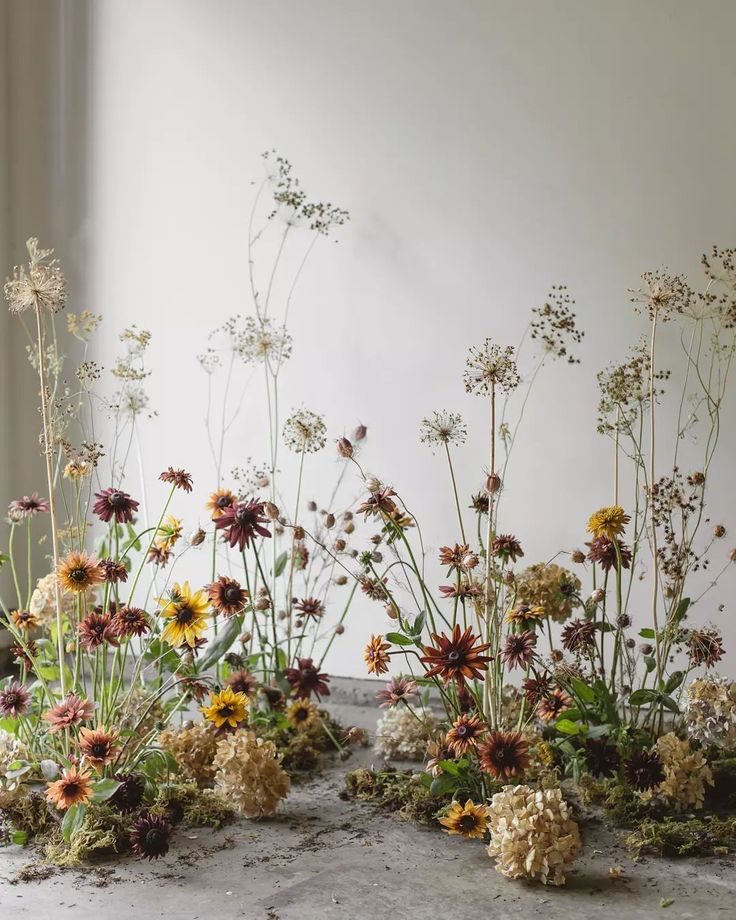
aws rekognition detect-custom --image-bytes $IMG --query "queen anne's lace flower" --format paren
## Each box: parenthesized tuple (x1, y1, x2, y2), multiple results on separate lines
(283, 408, 327, 453)
(685, 676, 736, 750)
(213, 731, 290, 818)
(373, 706, 437, 761)
(639, 732, 713, 811)
(4, 238, 67, 314)
(486, 785, 581, 886)
(159, 722, 219, 787)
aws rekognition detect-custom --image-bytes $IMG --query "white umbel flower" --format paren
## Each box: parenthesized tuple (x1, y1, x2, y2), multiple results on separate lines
(373, 706, 436, 761)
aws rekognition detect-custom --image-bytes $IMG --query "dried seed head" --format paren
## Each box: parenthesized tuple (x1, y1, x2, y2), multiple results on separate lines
(307, 500, 318, 512)
(365, 477, 381, 493)
(571, 549, 586, 564)
(334, 575, 348, 586)
(714, 524, 726, 538)
(264, 502, 280, 521)
(189, 528, 206, 547)
(344, 522, 355, 534)
(337, 437, 353, 458)
(293, 525, 305, 541)
(335, 539, 346, 552)
(486, 473, 502, 494)
(324, 513, 336, 529)
(353, 424, 367, 441)
(335, 624, 345, 635)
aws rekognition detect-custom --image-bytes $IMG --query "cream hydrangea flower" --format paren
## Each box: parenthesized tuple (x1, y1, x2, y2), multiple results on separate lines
(685, 676, 736, 751)
(159, 722, 219, 788)
(373, 706, 437, 761)
(640, 732, 713, 811)
(30, 571, 96, 627)
(0, 728, 29, 805)
(213, 731, 290, 818)
(486, 785, 582, 886)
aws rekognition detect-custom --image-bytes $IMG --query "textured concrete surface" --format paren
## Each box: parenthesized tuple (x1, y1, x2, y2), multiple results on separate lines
(1, 679, 735, 920)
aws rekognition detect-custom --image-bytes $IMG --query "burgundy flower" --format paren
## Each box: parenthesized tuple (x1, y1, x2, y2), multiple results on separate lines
(112, 606, 150, 638)
(420, 625, 492, 687)
(226, 669, 258, 697)
(77, 611, 120, 650)
(208, 576, 249, 617)
(284, 657, 331, 701)
(295, 597, 325, 621)
(586, 537, 632, 572)
(101, 558, 129, 583)
(215, 499, 271, 551)
(44, 693, 94, 732)
(159, 467, 193, 492)
(0, 680, 31, 717)
(561, 617, 597, 654)
(130, 811, 171, 860)
(491, 534, 524, 563)
(375, 676, 419, 708)
(501, 630, 537, 670)
(8, 492, 50, 519)
(92, 488, 139, 524)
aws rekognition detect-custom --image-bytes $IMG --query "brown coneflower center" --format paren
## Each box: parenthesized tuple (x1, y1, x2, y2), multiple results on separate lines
(216, 495, 231, 509)
(175, 606, 194, 624)
(64, 781, 79, 796)
(448, 650, 461, 663)
(456, 725, 469, 737)
(224, 586, 242, 604)
(70, 567, 88, 583)
(459, 814, 478, 832)
(218, 706, 234, 718)
(91, 741, 108, 758)
(108, 491, 126, 508)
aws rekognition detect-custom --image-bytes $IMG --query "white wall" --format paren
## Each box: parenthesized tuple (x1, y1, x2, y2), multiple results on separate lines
(80, 0, 736, 676)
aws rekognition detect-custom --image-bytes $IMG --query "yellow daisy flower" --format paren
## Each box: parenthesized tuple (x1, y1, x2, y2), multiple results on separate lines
(158, 581, 209, 648)
(586, 505, 630, 541)
(438, 799, 489, 838)
(287, 699, 319, 731)
(201, 687, 248, 729)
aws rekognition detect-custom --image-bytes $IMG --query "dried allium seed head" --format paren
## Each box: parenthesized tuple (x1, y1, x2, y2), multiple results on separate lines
(385, 602, 399, 620)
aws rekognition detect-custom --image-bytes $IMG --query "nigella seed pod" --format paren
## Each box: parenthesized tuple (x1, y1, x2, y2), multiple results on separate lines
(714, 524, 726, 538)
(334, 575, 348, 585)
(307, 500, 318, 512)
(730, 548, 736, 562)
(324, 513, 336, 529)
(255, 597, 270, 611)
(571, 549, 586, 564)
(337, 437, 353, 458)
(293, 525, 305, 540)
(239, 632, 252, 644)
(385, 602, 399, 620)
(189, 528, 206, 547)
(335, 538, 346, 552)
(353, 424, 367, 441)
(344, 521, 355, 534)
(371, 551, 383, 563)
(335, 624, 345, 635)
(365, 477, 381, 493)
(485, 473, 502, 494)
(264, 502, 280, 521)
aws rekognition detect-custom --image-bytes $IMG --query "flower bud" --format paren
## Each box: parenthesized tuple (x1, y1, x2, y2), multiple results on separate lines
(307, 500, 318, 512)
(589, 588, 605, 603)
(255, 596, 270, 611)
(385, 602, 399, 620)
(239, 632, 252, 644)
(370, 533, 382, 545)
(462, 552, 479, 570)
(257, 475, 270, 489)
(335, 538, 346, 552)
(344, 521, 355, 535)
(335, 623, 345, 635)
(343, 510, 353, 522)
(640, 643, 653, 655)
(293, 525, 305, 541)
(714, 524, 726, 538)
(337, 437, 353, 458)
(571, 549, 586, 564)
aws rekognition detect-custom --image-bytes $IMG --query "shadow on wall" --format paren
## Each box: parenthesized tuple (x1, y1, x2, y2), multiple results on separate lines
(0, 0, 92, 662)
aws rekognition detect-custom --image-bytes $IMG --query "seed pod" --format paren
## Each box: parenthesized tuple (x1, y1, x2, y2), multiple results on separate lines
(264, 502, 280, 520)
(485, 473, 502, 494)
(334, 575, 348, 586)
(337, 437, 353, 458)
(353, 424, 368, 441)
(324, 513, 336, 529)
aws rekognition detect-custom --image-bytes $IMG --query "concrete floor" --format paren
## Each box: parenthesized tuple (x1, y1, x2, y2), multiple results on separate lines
(1, 680, 734, 920)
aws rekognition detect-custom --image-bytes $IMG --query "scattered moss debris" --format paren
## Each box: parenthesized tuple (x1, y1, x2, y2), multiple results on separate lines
(342, 768, 449, 824)
(9, 862, 56, 884)
(626, 815, 736, 859)
(44, 805, 132, 867)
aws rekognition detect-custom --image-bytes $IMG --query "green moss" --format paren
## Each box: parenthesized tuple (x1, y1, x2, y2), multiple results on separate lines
(626, 815, 736, 858)
(342, 768, 448, 825)
(0, 789, 56, 839)
(256, 710, 347, 774)
(44, 805, 132, 868)
(149, 781, 234, 828)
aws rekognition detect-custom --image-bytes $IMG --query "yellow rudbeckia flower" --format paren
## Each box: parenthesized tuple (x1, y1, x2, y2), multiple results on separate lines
(201, 687, 248, 729)
(157, 581, 209, 648)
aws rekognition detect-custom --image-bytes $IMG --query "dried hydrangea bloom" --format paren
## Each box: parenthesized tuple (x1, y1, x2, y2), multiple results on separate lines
(463, 339, 520, 395)
(0, 728, 28, 800)
(486, 785, 582, 886)
(685, 675, 736, 750)
(30, 572, 96, 627)
(419, 410, 467, 449)
(515, 562, 581, 624)
(213, 731, 290, 818)
(159, 722, 219, 787)
(4, 238, 67, 314)
(639, 732, 713, 811)
(283, 408, 327, 453)
(373, 706, 437, 761)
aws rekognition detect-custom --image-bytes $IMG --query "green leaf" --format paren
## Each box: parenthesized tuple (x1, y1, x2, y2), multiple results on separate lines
(673, 597, 691, 624)
(429, 773, 459, 796)
(62, 804, 86, 842)
(586, 723, 613, 740)
(643, 656, 656, 673)
(664, 671, 685, 694)
(629, 689, 658, 706)
(639, 628, 656, 639)
(659, 694, 680, 715)
(555, 718, 581, 736)
(11, 829, 28, 845)
(91, 779, 123, 803)
(385, 632, 414, 646)
(570, 677, 596, 704)
(410, 612, 426, 636)
(196, 615, 243, 672)
(274, 551, 288, 577)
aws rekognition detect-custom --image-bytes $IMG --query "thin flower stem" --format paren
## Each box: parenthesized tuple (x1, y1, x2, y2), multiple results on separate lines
(443, 442, 466, 543)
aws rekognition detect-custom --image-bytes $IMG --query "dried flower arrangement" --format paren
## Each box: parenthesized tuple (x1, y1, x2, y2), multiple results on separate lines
(0, 154, 362, 862)
(341, 255, 736, 884)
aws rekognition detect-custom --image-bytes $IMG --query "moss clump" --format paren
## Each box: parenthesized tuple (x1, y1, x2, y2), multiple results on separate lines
(0, 789, 56, 839)
(626, 815, 736, 858)
(44, 805, 132, 868)
(256, 711, 346, 774)
(149, 781, 234, 828)
(342, 768, 448, 825)
(577, 775, 664, 826)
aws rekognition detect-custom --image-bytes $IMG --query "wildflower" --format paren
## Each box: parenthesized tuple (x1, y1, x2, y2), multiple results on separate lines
(287, 699, 319, 731)
(10, 609, 39, 631)
(623, 749, 665, 791)
(0, 680, 31, 717)
(109, 773, 145, 813)
(438, 581, 482, 599)
(44, 693, 94, 732)
(447, 713, 487, 756)
(283, 408, 327, 453)
(502, 631, 537, 670)
(4, 238, 67, 314)
(112, 605, 150, 638)
(419, 410, 467, 449)
(201, 687, 248, 730)
(206, 488, 238, 520)
(486, 785, 581, 885)
(215, 499, 271, 550)
(57, 551, 105, 594)
(374, 706, 436, 761)
(208, 576, 249, 617)
(536, 688, 572, 722)
(470, 492, 490, 514)
(130, 812, 171, 860)
(8, 492, 50, 518)
(45, 766, 93, 810)
(284, 658, 331, 700)
(213, 731, 290, 818)
(359, 575, 389, 600)
(153, 515, 183, 552)
(586, 505, 630, 541)
(561, 618, 597, 654)
(585, 537, 632, 572)
(522, 672, 554, 706)
(463, 340, 520, 395)
(439, 800, 489, 839)
(78, 725, 119, 769)
(295, 597, 325, 622)
(505, 604, 546, 629)
(101, 558, 129, 583)
(357, 486, 398, 520)
(687, 628, 725, 668)
(238, 315, 292, 365)
(375, 676, 419, 708)
(478, 731, 530, 780)
(92, 487, 139, 524)
(492, 534, 524, 563)
(158, 582, 210, 649)
(78, 610, 119, 650)
(226, 669, 258, 697)
(420, 625, 492, 687)
(584, 739, 620, 777)
(364, 634, 391, 675)
(159, 467, 193, 492)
